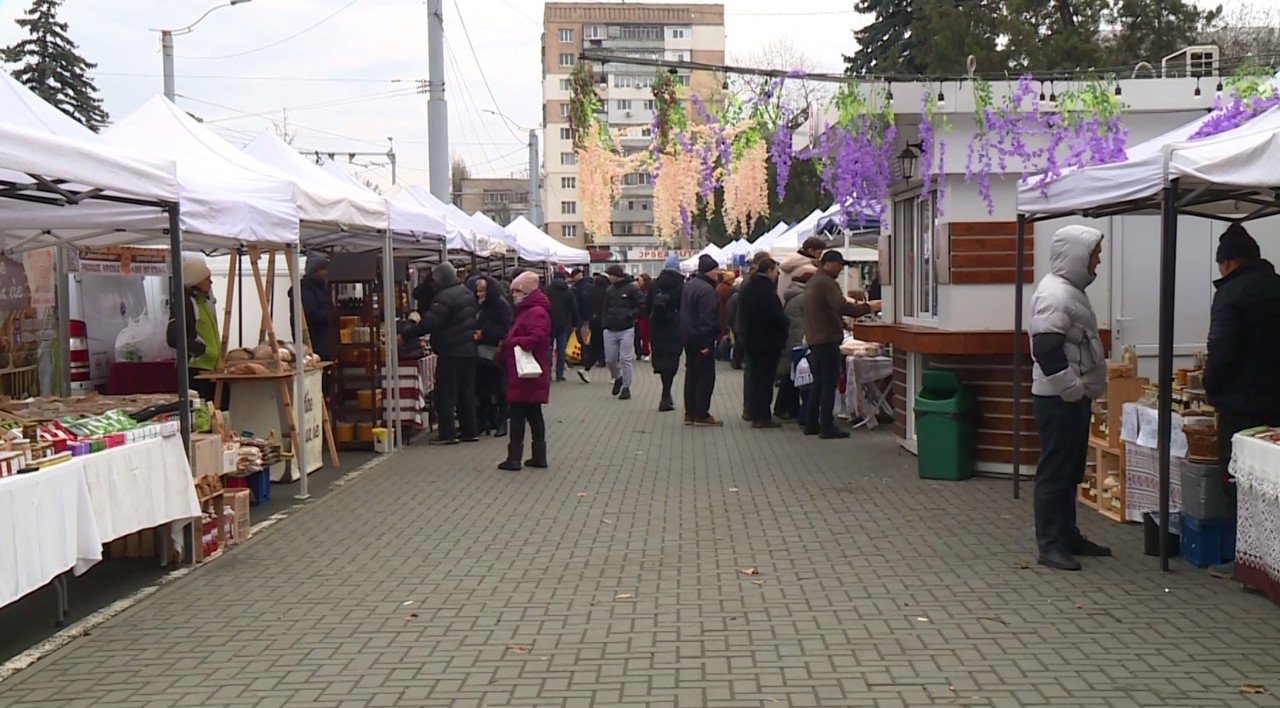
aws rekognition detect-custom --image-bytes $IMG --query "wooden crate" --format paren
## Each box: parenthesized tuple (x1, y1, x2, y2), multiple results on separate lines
(1078, 363, 1146, 523)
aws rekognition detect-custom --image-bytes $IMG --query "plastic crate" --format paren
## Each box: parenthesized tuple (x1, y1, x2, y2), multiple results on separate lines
(1180, 461, 1235, 521)
(1179, 513, 1236, 568)
(244, 469, 270, 507)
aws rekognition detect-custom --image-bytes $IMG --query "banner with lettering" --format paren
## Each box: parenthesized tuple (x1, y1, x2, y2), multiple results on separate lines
(69, 246, 171, 276)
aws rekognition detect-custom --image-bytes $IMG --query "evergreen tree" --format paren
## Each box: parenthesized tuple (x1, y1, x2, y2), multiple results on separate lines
(1, 0, 109, 131)
(843, 0, 920, 76)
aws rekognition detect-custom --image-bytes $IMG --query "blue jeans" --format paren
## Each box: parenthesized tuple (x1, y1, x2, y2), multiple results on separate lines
(551, 326, 570, 379)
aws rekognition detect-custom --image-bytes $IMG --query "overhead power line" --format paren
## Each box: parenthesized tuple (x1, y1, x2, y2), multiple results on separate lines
(179, 0, 360, 60)
(97, 71, 417, 84)
(176, 94, 389, 147)
(451, 0, 525, 143)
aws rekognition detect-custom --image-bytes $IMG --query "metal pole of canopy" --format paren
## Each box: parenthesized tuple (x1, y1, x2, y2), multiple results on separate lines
(382, 231, 399, 452)
(167, 204, 191, 454)
(1157, 182, 1180, 571)
(291, 244, 310, 500)
(1012, 214, 1027, 499)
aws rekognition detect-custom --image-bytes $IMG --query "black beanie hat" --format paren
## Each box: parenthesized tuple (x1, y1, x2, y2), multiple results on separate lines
(698, 254, 719, 273)
(1216, 223, 1260, 263)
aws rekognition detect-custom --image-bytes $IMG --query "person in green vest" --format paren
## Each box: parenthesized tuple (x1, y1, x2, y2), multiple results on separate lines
(166, 254, 225, 407)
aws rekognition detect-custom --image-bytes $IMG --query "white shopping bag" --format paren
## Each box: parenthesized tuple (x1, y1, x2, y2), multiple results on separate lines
(514, 346, 542, 379)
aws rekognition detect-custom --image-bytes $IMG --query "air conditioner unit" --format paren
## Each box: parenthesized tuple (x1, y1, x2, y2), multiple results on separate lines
(1160, 45, 1219, 78)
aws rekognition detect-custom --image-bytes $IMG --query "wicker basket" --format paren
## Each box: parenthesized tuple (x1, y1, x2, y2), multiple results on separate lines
(1183, 418, 1217, 461)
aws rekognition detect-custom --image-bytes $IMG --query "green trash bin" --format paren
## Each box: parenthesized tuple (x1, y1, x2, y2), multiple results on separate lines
(913, 369, 977, 480)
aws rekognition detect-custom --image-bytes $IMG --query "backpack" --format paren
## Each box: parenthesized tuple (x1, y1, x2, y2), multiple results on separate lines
(650, 289, 674, 324)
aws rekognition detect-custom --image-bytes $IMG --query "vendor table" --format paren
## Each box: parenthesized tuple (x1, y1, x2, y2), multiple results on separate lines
(0, 462, 101, 613)
(1120, 402, 1189, 523)
(0, 434, 201, 621)
(378, 356, 435, 430)
(844, 356, 893, 430)
(106, 361, 178, 395)
(1230, 433, 1280, 604)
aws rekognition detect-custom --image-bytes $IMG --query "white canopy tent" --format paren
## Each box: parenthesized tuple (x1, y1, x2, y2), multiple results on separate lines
(243, 131, 385, 235)
(473, 212, 550, 262)
(467, 212, 514, 257)
(101, 96, 299, 248)
(319, 160, 449, 255)
(390, 185, 490, 255)
(752, 209, 823, 254)
(680, 243, 726, 272)
(506, 217, 589, 265)
(1167, 107, 1280, 197)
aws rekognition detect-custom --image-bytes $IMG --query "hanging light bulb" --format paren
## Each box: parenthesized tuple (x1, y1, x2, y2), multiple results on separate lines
(1048, 80, 1056, 103)
(1215, 79, 1224, 96)
(1114, 83, 1122, 97)
(1194, 77, 1202, 100)
(936, 87, 945, 106)
(886, 81, 894, 102)
(1039, 81, 1046, 102)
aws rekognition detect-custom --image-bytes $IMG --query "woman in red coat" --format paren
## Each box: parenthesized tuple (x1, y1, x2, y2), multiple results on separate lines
(499, 271, 553, 471)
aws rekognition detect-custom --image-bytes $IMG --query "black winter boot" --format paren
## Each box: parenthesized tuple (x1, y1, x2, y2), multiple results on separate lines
(498, 440, 522, 471)
(493, 404, 508, 437)
(525, 440, 548, 469)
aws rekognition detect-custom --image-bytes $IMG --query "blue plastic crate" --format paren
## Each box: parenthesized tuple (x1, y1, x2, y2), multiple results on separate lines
(1180, 513, 1235, 568)
(245, 468, 270, 507)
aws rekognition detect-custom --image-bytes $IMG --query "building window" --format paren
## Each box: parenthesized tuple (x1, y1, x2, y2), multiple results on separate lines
(617, 25, 663, 41)
(584, 24, 605, 40)
(627, 201, 635, 211)
(616, 223, 635, 236)
(558, 103, 570, 118)
(621, 172, 652, 187)
(677, 75, 691, 87)
(560, 152, 577, 166)
(643, 99, 656, 111)
(896, 192, 939, 320)
(671, 28, 687, 39)
(559, 28, 574, 43)
(559, 53, 574, 67)
(640, 200, 650, 210)
(616, 99, 631, 111)
(561, 176, 576, 189)
(560, 127, 573, 140)
(562, 224, 578, 239)
(640, 127, 653, 138)
(559, 78, 571, 91)
(561, 201, 577, 215)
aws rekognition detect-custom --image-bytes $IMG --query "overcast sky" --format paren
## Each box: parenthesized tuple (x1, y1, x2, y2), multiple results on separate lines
(0, 0, 1248, 191)
(0, 0, 862, 189)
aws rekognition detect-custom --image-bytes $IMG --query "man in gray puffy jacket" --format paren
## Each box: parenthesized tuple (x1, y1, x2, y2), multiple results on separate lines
(1028, 225, 1110, 571)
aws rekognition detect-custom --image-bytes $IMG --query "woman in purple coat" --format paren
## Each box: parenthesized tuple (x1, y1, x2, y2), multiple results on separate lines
(499, 271, 553, 471)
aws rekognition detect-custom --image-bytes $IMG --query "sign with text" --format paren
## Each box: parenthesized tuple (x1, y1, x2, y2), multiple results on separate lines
(70, 246, 171, 276)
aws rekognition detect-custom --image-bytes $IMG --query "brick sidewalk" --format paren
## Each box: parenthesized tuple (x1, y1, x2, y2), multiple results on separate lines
(1, 364, 1278, 707)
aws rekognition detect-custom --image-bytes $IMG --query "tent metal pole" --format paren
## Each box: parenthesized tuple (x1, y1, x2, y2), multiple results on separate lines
(55, 246, 71, 398)
(167, 205, 191, 455)
(1012, 214, 1027, 499)
(291, 245, 310, 501)
(382, 230, 399, 452)
(1157, 182, 1179, 571)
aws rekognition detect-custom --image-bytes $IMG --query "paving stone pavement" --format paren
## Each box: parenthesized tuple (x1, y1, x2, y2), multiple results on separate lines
(2, 364, 1279, 708)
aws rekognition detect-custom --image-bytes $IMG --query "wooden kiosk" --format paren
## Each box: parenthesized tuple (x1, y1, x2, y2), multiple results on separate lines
(198, 245, 338, 480)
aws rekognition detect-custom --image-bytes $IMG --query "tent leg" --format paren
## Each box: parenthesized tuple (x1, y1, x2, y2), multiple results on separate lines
(383, 230, 399, 452)
(1012, 215, 1027, 499)
(167, 204, 191, 455)
(1157, 182, 1179, 571)
(290, 245, 310, 501)
(55, 246, 71, 398)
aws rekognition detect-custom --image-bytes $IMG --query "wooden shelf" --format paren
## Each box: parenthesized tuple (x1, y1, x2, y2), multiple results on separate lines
(1089, 435, 1122, 456)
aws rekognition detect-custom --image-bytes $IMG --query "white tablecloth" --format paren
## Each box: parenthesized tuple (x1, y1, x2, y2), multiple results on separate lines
(1231, 434, 1280, 595)
(0, 462, 102, 609)
(80, 435, 200, 544)
(0, 435, 200, 610)
(844, 356, 894, 426)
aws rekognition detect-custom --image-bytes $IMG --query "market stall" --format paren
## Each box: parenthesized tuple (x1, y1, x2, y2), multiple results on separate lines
(1014, 95, 1280, 570)
(1229, 430, 1280, 603)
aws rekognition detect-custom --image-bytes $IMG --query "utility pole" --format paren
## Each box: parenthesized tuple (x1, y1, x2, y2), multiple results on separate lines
(427, 0, 450, 202)
(527, 129, 541, 228)
(161, 31, 175, 101)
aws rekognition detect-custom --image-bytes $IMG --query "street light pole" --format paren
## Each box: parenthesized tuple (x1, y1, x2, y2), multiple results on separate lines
(155, 0, 252, 103)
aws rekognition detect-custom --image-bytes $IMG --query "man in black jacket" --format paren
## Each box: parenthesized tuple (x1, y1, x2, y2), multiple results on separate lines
(602, 265, 645, 400)
(545, 270, 579, 382)
(1205, 224, 1280, 481)
(400, 262, 480, 444)
(681, 255, 723, 426)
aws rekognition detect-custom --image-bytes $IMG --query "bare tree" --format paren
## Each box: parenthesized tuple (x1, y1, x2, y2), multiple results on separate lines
(450, 155, 470, 206)
(728, 37, 834, 130)
(272, 109, 297, 145)
(1206, 1, 1280, 72)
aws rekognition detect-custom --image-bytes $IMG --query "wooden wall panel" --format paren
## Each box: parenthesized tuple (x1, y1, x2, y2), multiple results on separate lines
(925, 354, 1039, 467)
(892, 350, 907, 440)
(947, 221, 1034, 286)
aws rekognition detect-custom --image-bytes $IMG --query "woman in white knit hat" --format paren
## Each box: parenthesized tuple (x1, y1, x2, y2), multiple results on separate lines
(166, 253, 223, 406)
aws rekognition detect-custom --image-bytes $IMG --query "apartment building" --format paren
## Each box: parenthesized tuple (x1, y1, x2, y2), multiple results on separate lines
(542, 2, 725, 254)
(455, 177, 530, 225)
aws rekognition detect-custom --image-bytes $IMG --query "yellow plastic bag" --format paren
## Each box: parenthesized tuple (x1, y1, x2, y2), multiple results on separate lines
(566, 329, 582, 365)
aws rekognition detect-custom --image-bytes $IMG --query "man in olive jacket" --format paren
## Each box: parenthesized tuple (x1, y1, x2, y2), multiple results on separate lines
(803, 251, 880, 439)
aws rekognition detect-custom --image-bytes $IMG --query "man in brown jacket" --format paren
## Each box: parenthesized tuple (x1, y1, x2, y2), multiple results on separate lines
(803, 251, 881, 438)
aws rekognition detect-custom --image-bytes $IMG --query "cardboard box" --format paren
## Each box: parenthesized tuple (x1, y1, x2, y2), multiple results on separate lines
(191, 433, 223, 478)
(226, 489, 251, 544)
